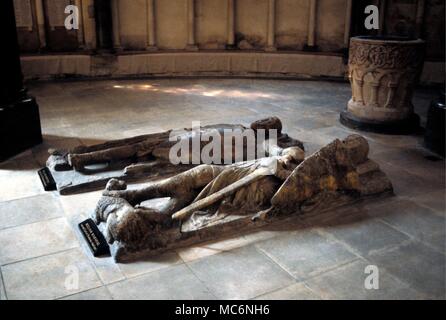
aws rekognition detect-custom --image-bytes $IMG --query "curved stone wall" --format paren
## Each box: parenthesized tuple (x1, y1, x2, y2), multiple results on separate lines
(14, 0, 445, 84)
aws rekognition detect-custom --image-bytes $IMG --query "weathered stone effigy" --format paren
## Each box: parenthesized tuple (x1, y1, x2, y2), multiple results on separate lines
(46, 117, 302, 195)
(91, 134, 393, 262)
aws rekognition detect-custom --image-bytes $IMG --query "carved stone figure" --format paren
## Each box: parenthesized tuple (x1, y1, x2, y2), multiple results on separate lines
(46, 117, 303, 195)
(341, 36, 425, 133)
(91, 134, 393, 262)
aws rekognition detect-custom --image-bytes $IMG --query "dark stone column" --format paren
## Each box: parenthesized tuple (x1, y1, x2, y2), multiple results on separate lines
(0, 0, 42, 162)
(94, 0, 114, 52)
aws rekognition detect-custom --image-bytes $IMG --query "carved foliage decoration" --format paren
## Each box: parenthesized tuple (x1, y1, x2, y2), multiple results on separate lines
(349, 40, 424, 70)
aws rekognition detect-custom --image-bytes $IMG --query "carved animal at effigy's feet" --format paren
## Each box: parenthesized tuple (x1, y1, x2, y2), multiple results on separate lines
(92, 134, 393, 262)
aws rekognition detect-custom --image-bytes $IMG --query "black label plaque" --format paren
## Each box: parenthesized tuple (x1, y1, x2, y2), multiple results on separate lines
(38, 167, 57, 191)
(79, 219, 110, 257)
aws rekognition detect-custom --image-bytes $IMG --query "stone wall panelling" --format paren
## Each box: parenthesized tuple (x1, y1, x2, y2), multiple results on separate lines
(235, 0, 269, 49)
(424, 0, 445, 61)
(118, 0, 147, 50)
(316, 0, 347, 52)
(385, 0, 417, 37)
(15, 0, 40, 52)
(196, 0, 228, 49)
(275, 0, 310, 50)
(155, 0, 188, 50)
(14, 0, 33, 29)
(43, 0, 79, 51)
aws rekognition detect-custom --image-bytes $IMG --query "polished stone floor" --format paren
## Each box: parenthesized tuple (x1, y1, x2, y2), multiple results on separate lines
(0, 78, 444, 300)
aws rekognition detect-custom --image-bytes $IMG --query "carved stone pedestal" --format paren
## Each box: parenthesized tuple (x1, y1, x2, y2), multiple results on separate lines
(341, 36, 425, 134)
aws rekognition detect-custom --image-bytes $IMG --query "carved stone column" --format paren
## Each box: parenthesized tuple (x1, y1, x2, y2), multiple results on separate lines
(146, 0, 157, 51)
(343, 0, 352, 48)
(94, 0, 113, 51)
(111, 0, 122, 51)
(74, 0, 86, 49)
(304, 0, 318, 51)
(186, 0, 198, 51)
(340, 36, 425, 134)
(265, 0, 276, 51)
(226, 0, 235, 48)
(82, 0, 97, 50)
(35, 0, 46, 50)
(0, 0, 42, 161)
